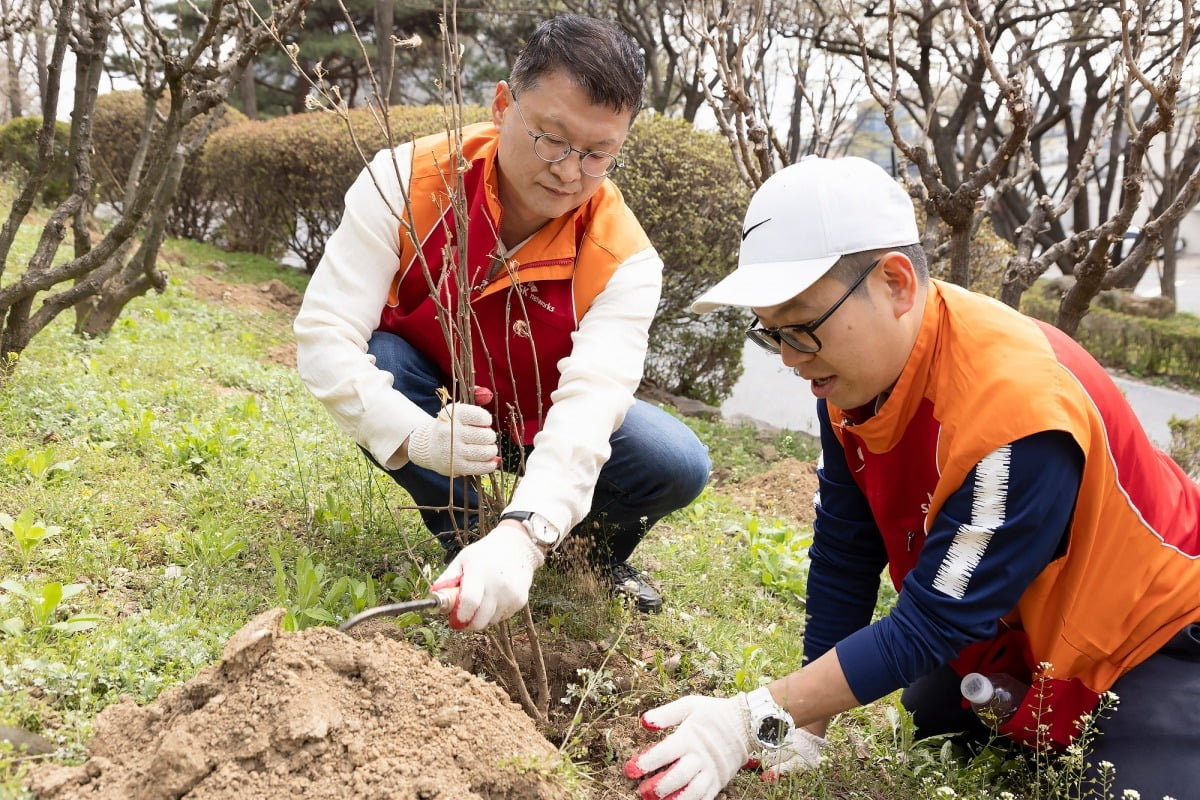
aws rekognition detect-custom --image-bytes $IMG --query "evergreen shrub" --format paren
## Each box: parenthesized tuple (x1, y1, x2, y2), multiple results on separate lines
(91, 90, 145, 204)
(1168, 416, 1200, 479)
(1022, 291, 1200, 389)
(91, 90, 247, 239)
(202, 105, 489, 269)
(616, 112, 749, 405)
(0, 116, 72, 205)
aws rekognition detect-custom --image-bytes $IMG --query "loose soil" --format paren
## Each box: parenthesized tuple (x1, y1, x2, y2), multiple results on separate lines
(27, 610, 573, 800)
(186, 273, 301, 368)
(725, 458, 820, 528)
(24, 273, 820, 799)
(187, 274, 303, 316)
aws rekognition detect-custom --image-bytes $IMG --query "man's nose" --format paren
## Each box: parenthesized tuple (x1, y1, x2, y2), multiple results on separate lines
(780, 342, 817, 369)
(548, 153, 583, 183)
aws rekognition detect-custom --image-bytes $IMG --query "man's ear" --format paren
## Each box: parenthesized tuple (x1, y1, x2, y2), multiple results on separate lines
(491, 81, 510, 127)
(877, 252, 919, 317)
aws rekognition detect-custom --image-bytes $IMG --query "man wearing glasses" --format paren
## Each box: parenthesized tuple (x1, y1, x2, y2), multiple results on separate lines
(295, 15, 709, 631)
(627, 156, 1200, 800)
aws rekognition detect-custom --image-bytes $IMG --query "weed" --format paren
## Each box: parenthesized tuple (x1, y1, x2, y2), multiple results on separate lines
(1, 509, 62, 567)
(270, 548, 338, 630)
(269, 547, 381, 631)
(0, 580, 101, 639)
(4, 446, 77, 482)
(114, 396, 157, 450)
(561, 667, 617, 707)
(742, 516, 812, 601)
(731, 644, 768, 692)
(313, 490, 355, 535)
(159, 416, 250, 473)
(177, 516, 245, 573)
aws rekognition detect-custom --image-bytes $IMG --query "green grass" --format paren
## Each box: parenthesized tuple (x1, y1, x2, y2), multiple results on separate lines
(0, 212, 1124, 800)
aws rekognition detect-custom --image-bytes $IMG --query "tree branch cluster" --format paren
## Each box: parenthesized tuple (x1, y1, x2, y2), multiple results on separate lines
(684, 0, 1200, 332)
(0, 0, 314, 369)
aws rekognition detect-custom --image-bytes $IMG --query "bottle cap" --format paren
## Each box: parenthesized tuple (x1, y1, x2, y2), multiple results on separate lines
(960, 672, 994, 704)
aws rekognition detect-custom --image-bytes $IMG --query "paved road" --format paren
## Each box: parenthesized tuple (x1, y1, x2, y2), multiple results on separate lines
(720, 256, 1200, 449)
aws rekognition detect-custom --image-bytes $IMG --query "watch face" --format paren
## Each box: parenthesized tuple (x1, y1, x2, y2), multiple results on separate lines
(529, 519, 556, 545)
(755, 715, 791, 748)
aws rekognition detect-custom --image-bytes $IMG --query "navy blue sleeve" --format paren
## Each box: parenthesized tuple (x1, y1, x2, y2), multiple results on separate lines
(802, 400, 889, 665)
(835, 430, 1082, 705)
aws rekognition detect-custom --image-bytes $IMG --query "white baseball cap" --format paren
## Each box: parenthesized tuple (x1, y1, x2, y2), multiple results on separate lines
(690, 156, 919, 313)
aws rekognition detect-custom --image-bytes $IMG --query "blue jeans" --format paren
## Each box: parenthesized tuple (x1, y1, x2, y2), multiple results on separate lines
(364, 332, 711, 566)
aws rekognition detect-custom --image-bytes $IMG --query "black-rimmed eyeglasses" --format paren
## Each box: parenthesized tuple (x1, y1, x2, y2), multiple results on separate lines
(745, 259, 880, 354)
(509, 91, 623, 178)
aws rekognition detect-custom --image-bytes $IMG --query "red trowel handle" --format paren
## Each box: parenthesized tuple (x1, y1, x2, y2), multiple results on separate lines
(337, 588, 459, 631)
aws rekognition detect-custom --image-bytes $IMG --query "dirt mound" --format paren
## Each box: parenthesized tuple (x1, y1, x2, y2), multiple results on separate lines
(187, 275, 303, 314)
(26, 609, 573, 800)
(724, 457, 820, 527)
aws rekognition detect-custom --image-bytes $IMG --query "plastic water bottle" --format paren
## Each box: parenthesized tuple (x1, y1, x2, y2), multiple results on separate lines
(960, 672, 1029, 728)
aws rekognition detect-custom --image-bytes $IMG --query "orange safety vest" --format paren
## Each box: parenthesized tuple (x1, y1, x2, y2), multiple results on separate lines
(830, 281, 1200, 748)
(377, 123, 651, 444)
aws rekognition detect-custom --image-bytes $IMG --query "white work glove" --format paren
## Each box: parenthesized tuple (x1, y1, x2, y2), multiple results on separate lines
(406, 393, 498, 477)
(624, 693, 826, 800)
(430, 524, 543, 631)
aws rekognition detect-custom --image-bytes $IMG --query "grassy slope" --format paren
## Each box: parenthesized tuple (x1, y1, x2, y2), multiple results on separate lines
(0, 198, 1106, 799)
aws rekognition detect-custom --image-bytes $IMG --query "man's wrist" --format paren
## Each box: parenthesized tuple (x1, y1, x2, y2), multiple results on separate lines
(499, 511, 561, 553)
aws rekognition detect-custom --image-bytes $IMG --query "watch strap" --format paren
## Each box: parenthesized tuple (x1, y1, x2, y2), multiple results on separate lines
(499, 511, 560, 551)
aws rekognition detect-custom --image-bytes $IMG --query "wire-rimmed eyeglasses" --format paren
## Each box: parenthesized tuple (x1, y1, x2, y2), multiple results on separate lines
(509, 90, 623, 178)
(745, 259, 880, 355)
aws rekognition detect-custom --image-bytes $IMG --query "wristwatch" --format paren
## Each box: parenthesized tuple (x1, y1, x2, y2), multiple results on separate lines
(744, 687, 795, 750)
(499, 511, 560, 552)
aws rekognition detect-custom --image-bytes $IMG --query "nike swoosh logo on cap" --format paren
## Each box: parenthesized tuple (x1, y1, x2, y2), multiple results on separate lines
(741, 218, 771, 241)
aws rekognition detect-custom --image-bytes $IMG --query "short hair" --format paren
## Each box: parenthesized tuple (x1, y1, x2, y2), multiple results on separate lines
(509, 15, 646, 116)
(825, 244, 929, 294)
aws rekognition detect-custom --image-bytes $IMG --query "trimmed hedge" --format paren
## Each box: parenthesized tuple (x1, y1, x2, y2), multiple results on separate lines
(1022, 290, 1200, 389)
(0, 116, 72, 205)
(1168, 416, 1200, 478)
(201, 105, 490, 267)
(91, 90, 247, 239)
(91, 90, 147, 205)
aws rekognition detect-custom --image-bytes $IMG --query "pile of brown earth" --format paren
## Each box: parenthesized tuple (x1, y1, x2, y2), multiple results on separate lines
(20, 401, 819, 800)
(27, 609, 575, 800)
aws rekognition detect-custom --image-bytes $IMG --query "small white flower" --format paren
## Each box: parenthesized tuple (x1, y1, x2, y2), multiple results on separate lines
(1121, 790, 1140, 799)
(164, 564, 183, 579)
(934, 789, 957, 798)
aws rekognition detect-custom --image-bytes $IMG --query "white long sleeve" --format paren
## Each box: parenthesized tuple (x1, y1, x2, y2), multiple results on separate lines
(294, 145, 429, 469)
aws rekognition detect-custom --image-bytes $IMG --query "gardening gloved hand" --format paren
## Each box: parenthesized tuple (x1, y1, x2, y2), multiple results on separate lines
(405, 386, 499, 476)
(624, 693, 753, 800)
(624, 692, 825, 800)
(431, 523, 543, 631)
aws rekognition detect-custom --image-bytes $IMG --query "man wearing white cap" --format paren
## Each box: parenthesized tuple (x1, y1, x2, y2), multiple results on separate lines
(624, 156, 1200, 800)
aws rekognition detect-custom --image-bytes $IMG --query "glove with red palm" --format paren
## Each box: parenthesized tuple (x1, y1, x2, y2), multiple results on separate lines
(623, 689, 825, 800)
